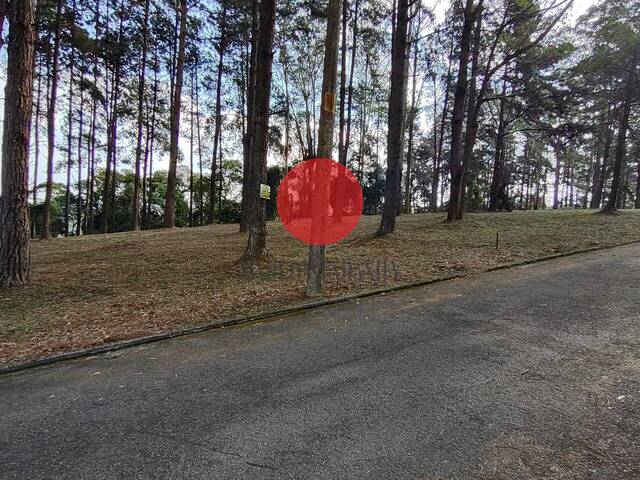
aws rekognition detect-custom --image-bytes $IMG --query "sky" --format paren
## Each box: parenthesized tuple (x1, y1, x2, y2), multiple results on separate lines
(0, 0, 599, 199)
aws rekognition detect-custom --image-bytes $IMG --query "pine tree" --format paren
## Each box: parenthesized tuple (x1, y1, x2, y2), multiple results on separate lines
(1, 0, 35, 287)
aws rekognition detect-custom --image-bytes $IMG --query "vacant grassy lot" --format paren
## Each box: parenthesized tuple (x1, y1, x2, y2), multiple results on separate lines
(2, 209, 640, 366)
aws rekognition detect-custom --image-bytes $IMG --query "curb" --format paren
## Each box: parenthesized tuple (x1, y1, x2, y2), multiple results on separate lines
(2, 239, 639, 376)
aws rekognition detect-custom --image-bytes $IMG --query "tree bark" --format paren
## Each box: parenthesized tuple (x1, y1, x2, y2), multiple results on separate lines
(431, 42, 454, 212)
(240, 0, 259, 232)
(31, 51, 41, 238)
(164, 0, 188, 228)
(76, 63, 85, 236)
(132, 0, 150, 230)
(523, 140, 531, 209)
(404, 20, 419, 214)
(194, 62, 204, 226)
(378, 0, 409, 235)
(102, 7, 124, 234)
(306, 0, 342, 296)
(189, 72, 195, 227)
(86, 90, 97, 234)
(454, 4, 483, 219)
(208, 3, 227, 224)
(242, 0, 276, 261)
(396, 24, 412, 217)
(145, 45, 159, 229)
(65, 36, 75, 237)
(217, 122, 224, 222)
(489, 66, 509, 212)
(552, 141, 562, 209)
(603, 50, 638, 213)
(43, 0, 63, 239)
(357, 50, 370, 182)
(590, 107, 612, 208)
(85, 0, 100, 235)
(338, 0, 348, 166)
(1, 0, 34, 288)
(101, 2, 113, 234)
(445, 0, 476, 223)
(343, 0, 359, 167)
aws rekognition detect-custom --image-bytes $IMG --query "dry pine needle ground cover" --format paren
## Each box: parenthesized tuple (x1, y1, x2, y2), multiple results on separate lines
(2, 209, 640, 366)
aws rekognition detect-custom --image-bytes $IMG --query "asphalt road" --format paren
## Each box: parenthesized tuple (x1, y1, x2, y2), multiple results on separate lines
(2, 244, 640, 479)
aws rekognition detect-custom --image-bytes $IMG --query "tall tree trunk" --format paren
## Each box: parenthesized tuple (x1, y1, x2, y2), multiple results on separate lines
(169, 4, 179, 101)
(596, 144, 613, 208)
(404, 22, 419, 214)
(589, 154, 602, 209)
(86, 91, 97, 234)
(453, 2, 483, 220)
(307, 0, 342, 296)
(335, 0, 358, 222)
(489, 66, 509, 212)
(31, 52, 41, 238)
(208, 4, 227, 224)
(189, 72, 195, 227)
(242, 0, 276, 261)
(378, 0, 409, 235)
(240, 0, 259, 232)
(534, 151, 541, 210)
(429, 74, 438, 212)
(343, 0, 359, 166)
(620, 170, 630, 208)
(303, 90, 315, 158)
(569, 153, 575, 207)
(445, 0, 476, 223)
(357, 50, 370, 181)
(195, 61, 204, 225)
(338, 0, 348, 166)
(1, 0, 34, 288)
(396, 30, 412, 217)
(43, 0, 63, 239)
(582, 148, 594, 209)
(603, 50, 638, 213)
(164, 0, 188, 228)
(552, 141, 562, 209)
(431, 42, 454, 212)
(145, 46, 159, 229)
(132, 0, 150, 230)
(102, 38, 113, 234)
(76, 64, 85, 236)
(102, 8, 124, 233)
(109, 102, 119, 231)
(218, 123, 224, 222)
(85, 0, 100, 235)
(590, 107, 612, 209)
(141, 93, 150, 228)
(65, 45, 75, 237)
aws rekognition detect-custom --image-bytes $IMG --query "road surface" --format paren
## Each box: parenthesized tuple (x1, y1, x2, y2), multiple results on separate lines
(2, 244, 640, 479)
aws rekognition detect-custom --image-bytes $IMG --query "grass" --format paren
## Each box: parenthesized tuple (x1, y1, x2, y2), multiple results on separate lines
(2, 209, 640, 366)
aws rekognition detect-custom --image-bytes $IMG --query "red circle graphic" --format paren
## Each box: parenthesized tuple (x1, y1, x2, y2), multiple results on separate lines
(277, 158, 363, 246)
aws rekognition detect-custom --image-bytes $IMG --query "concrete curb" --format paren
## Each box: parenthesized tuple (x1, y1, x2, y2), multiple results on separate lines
(2, 239, 639, 376)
